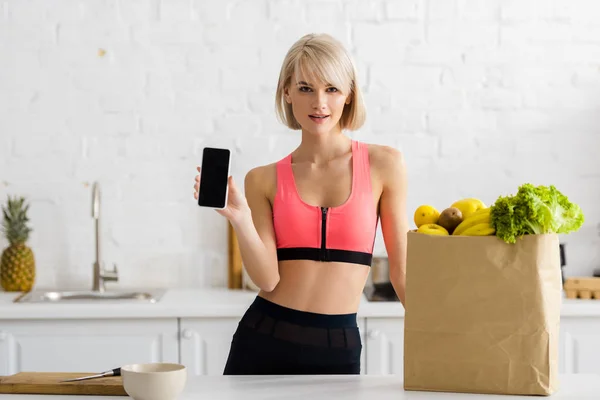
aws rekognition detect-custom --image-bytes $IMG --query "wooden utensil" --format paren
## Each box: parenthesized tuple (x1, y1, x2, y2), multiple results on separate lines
(0, 372, 127, 396)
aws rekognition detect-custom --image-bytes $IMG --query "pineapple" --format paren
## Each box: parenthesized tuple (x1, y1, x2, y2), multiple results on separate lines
(1, 196, 35, 292)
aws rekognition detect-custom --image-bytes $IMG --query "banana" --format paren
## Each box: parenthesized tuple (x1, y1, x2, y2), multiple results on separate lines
(452, 209, 491, 235)
(466, 207, 491, 219)
(459, 222, 495, 236)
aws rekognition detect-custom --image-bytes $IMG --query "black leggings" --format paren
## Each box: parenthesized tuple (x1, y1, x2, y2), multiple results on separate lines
(223, 296, 362, 375)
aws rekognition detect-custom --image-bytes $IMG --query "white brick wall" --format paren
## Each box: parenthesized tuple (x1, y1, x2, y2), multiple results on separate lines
(1, 0, 599, 290)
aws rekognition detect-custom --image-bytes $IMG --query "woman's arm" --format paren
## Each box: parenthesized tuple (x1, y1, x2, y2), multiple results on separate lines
(229, 166, 280, 292)
(376, 147, 409, 307)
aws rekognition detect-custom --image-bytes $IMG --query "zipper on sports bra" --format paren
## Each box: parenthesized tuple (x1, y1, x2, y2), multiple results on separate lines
(320, 207, 329, 261)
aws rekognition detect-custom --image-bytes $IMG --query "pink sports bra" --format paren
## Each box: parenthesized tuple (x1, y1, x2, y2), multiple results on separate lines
(273, 140, 378, 267)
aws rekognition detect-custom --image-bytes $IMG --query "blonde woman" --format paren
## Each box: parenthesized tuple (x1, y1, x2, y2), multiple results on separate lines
(194, 33, 408, 375)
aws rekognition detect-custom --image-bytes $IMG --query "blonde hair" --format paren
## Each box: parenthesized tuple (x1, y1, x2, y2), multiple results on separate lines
(275, 33, 366, 131)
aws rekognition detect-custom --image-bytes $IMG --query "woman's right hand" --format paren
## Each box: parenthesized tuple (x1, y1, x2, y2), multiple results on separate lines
(194, 166, 251, 224)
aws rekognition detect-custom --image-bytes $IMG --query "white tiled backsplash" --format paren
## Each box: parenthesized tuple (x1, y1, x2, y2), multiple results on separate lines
(1, 0, 599, 289)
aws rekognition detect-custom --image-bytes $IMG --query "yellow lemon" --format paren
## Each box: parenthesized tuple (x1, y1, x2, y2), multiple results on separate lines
(417, 223, 449, 236)
(414, 205, 440, 228)
(451, 198, 486, 219)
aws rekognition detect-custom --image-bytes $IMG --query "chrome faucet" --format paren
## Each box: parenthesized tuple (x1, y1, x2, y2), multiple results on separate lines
(92, 182, 118, 292)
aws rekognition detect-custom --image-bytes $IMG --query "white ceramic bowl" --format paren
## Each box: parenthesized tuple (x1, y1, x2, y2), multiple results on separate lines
(121, 363, 187, 400)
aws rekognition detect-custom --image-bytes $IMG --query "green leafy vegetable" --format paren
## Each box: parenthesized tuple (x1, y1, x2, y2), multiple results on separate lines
(490, 183, 584, 244)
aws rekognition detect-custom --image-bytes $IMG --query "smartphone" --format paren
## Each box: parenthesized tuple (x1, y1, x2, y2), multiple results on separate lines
(197, 147, 231, 209)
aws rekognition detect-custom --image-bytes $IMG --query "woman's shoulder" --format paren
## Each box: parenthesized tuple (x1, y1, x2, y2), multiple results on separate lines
(362, 142, 406, 191)
(363, 142, 405, 172)
(245, 162, 277, 185)
(245, 162, 278, 198)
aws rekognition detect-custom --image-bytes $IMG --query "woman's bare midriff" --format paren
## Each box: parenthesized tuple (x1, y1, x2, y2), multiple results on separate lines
(258, 260, 371, 315)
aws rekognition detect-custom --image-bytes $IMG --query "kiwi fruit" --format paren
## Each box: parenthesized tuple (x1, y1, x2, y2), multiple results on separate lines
(438, 207, 463, 234)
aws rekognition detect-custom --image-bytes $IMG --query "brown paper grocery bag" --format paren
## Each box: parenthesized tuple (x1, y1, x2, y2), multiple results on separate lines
(403, 231, 561, 396)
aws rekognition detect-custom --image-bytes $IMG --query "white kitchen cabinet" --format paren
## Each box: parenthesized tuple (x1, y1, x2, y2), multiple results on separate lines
(2, 309, 599, 378)
(179, 318, 240, 376)
(0, 319, 178, 376)
(364, 317, 404, 375)
(180, 318, 368, 376)
(560, 317, 600, 374)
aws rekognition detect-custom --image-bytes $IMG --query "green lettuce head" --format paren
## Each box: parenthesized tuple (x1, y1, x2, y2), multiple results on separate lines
(490, 183, 584, 244)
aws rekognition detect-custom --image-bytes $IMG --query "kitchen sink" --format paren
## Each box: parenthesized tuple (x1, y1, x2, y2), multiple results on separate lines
(13, 289, 166, 303)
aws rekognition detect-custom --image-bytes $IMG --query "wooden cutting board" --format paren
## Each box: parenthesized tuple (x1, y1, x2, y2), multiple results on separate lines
(0, 372, 127, 396)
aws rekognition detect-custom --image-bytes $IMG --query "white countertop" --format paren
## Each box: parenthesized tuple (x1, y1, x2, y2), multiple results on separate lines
(0, 288, 404, 319)
(0, 288, 599, 320)
(0, 374, 599, 399)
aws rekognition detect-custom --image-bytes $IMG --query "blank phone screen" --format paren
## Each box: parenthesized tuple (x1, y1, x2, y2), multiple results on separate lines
(198, 147, 230, 208)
